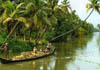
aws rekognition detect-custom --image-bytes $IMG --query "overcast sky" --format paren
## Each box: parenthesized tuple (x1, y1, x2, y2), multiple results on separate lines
(59, 0, 100, 27)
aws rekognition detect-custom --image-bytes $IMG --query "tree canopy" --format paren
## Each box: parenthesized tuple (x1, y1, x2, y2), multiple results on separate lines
(0, 0, 95, 46)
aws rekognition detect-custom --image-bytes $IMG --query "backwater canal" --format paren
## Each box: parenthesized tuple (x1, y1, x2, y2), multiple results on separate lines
(0, 32, 100, 70)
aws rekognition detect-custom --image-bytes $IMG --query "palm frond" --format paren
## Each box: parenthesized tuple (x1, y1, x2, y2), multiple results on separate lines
(54, 5, 59, 11)
(43, 17, 51, 26)
(86, 8, 91, 13)
(33, 14, 38, 25)
(10, 10, 17, 17)
(3, 17, 12, 24)
(49, 15, 57, 24)
(1, 9, 8, 21)
(5, 1, 15, 12)
(86, 4, 92, 13)
(94, 6, 100, 14)
(26, 2, 34, 9)
(16, 17, 26, 23)
(16, 17, 30, 29)
(16, 3, 24, 9)
(42, 7, 52, 14)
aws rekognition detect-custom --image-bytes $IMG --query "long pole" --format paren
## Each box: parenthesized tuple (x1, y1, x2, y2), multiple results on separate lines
(51, 9, 94, 41)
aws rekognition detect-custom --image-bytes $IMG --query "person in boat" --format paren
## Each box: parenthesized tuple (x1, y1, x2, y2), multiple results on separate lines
(43, 42, 51, 53)
(46, 42, 51, 51)
(4, 43, 9, 59)
(33, 47, 38, 53)
(43, 48, 49, 53)
(0, 43, 9, 59)
(40, 49, 43, 52)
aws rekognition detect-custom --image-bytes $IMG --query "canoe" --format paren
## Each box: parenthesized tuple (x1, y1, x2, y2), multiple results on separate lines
(0, 48, 55, 64)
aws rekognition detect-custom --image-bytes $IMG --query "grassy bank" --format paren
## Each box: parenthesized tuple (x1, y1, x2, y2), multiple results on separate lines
(0, 32, 34, 53)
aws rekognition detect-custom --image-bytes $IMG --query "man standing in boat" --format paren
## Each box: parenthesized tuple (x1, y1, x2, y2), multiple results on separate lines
(0, 43, 9, 59)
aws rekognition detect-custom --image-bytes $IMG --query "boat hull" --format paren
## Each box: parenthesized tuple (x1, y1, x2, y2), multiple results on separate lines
(0, 48, 55, 64)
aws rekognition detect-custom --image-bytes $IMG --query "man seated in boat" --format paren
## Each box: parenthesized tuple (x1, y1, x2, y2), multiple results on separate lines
(40, 48, 43, 52)
(43, 42, 51, 53)
(0, 43, 9, 59)
(43, 48, 49, 53)
(33, 47, 38, 53)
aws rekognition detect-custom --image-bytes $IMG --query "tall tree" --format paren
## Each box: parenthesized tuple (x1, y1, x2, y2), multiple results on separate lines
(0, 1, 28, 46)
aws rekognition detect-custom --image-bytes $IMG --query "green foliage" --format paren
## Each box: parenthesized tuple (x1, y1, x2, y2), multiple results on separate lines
(43, 31, 55, 41)
(0, 0, 2, 4)
(0, 32, 33, 53)
(0, 0, 95, 52)
(93, 28, 100, 32)
(8, 40, 33, 52)
(98, 24, 100, 28)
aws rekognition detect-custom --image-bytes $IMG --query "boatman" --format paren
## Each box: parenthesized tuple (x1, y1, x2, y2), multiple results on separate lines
(0, 43, 9, 59)
(33, 47, 38, 53)
(43, 42, 51, 53)
(47, 42, 51, 51)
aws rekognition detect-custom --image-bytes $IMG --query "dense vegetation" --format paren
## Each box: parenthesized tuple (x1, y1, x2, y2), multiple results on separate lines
(0, 0, 95, 52)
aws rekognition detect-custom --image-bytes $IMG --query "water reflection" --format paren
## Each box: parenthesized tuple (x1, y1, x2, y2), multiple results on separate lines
(53, 33, 94, 70)
(68, 32, 100, 70)
(97, 33, 100, 55)
(1, 33, 100, 70)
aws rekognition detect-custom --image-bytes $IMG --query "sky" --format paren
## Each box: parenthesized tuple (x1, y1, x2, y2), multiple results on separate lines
(59, 0, 100, 28)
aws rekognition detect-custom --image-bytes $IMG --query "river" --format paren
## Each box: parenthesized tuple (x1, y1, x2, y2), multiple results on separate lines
(0, 32, 100, 70)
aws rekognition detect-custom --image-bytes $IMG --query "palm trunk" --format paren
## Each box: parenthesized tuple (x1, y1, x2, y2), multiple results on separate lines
(29, 31, 31, 42)
(29, 29, 32, 42)
(14, 31, 17, 40)
(29, 24, 33, 42)
(40, 26, 47, 38)
(35, 26, 47, 46)
(24, 32, 26, 41)
(36, 26, 47, 44)
(7, 23, 10, 35)
(51, 9, 94, 41)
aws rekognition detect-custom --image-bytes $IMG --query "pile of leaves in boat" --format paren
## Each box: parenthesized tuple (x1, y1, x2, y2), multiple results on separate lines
(13, 51, 49, 60)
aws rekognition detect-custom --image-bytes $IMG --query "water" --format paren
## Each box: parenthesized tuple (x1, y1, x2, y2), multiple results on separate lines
(0, 32, 100, 70)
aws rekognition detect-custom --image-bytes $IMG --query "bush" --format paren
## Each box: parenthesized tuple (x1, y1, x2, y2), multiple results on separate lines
(0, 32, 34, 53)
(43, 31, 55, 41)
(7, 40, 33, 53)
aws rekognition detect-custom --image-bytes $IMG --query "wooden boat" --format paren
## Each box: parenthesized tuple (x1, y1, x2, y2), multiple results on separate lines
(0, 48, 55, 64)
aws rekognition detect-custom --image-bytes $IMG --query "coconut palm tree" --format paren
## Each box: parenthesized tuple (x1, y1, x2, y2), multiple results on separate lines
(86, 0, 100, 14)
(60, 0, 72, 14)
(21, 0, 53, 43)
(0, 1, 28, 46)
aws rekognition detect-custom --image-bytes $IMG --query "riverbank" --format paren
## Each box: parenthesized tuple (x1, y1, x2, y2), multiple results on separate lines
(0, 32, 94, 53)
(0, 32, 34, 53)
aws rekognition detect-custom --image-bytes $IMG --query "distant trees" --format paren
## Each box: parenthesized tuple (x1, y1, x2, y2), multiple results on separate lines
(98, 24, 100, 29)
